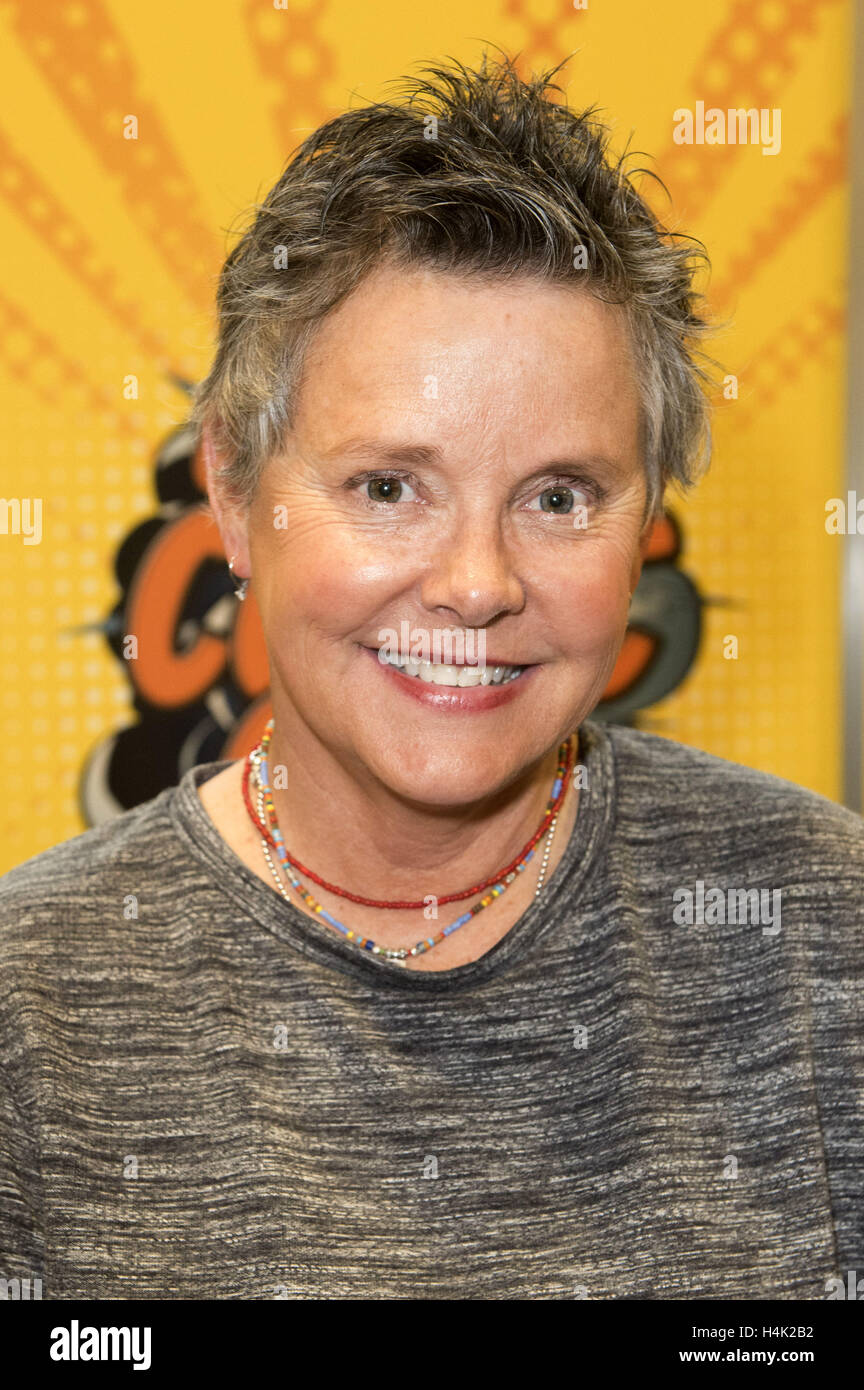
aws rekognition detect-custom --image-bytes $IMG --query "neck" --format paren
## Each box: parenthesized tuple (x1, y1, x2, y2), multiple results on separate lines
(265, 706, 572, 902)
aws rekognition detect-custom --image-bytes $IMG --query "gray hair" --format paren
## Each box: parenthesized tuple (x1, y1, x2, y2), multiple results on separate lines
(191, 50, 715, 516)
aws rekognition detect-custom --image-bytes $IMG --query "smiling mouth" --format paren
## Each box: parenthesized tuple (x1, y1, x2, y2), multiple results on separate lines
(362, 647, 531, 688)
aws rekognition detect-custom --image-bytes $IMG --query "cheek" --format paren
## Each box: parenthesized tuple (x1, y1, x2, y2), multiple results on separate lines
(552, 551, 634, 653)
(256, 529, 409, 639)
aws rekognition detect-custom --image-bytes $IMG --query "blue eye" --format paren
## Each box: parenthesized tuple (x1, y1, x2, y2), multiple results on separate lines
(526, 483, 591, 514)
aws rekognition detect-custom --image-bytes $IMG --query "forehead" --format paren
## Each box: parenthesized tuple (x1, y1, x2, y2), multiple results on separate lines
(291, 262, 642, 458)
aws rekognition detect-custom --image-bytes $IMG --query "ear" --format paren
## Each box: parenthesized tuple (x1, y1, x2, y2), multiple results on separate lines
(200, 422, 251, 578)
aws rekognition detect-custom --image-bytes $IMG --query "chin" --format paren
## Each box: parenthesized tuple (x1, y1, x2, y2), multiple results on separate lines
(354, 731, 556, 808)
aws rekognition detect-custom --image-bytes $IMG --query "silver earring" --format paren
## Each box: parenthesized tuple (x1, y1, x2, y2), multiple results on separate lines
(228, 556, 249, 601)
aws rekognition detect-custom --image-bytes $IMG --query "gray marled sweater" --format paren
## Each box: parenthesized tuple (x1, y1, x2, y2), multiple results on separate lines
(0, 722, 862, 1300)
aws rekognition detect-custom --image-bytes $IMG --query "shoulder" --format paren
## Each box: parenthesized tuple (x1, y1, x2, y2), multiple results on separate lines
(1, 784, 172, 895)
(0, 778, 189, 968)
(593, 726, 864, 1010)
(595, 721, 864, 868)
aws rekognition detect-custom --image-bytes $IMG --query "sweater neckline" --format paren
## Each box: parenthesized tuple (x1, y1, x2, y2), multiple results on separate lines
(168, 720, 617, 992)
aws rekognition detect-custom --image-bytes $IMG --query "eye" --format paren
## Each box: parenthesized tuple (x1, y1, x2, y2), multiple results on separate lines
(362, 474, 419, 505)
(525, 482, 593, 514)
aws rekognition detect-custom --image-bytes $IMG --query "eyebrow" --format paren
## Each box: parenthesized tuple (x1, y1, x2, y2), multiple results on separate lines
(324, 439, 443, 467)
(324, 439, 627, 476)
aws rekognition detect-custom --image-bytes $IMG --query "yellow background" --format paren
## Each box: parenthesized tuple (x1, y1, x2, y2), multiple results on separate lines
(0, 0, 852, 872)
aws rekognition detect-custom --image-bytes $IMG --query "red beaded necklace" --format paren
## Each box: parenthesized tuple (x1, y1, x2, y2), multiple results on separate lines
(241, 720, 575, 910)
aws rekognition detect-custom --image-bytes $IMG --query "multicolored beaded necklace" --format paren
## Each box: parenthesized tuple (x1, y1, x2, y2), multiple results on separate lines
(242, 719, 574, 908)
(243, 724, 574, 965)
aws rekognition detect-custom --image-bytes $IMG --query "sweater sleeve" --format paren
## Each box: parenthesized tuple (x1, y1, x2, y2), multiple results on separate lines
(804, 819, 864, 1278)
(0, 939, 45, 1288)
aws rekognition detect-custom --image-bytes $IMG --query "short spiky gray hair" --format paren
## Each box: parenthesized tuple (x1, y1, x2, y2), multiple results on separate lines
(191, 51, 714, 516)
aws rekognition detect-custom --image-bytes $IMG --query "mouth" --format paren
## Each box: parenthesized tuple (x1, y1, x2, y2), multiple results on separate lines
(359, 643, 539, 712)
(363, 647, 530, 688)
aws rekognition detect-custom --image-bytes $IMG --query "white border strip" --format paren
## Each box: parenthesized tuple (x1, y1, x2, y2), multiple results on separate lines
(844, 1, 864, 810)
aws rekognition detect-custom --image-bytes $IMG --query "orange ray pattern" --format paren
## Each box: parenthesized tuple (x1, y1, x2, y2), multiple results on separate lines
(6, 0, 221, 311)
(0, 286, 147, 436)
(709, 114, 847, 315)
(504, 0, 587, 86)
(242, 0, 335, 154)
(0, 125, 184, 375)
(645, 0, 843, 221)
(727, 293, 844, 428)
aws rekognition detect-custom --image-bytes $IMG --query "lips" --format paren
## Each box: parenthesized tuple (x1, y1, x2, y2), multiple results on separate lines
(359, 643, 539, 712)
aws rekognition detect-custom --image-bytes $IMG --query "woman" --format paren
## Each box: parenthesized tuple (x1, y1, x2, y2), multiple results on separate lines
(1, 53, 861, 1301)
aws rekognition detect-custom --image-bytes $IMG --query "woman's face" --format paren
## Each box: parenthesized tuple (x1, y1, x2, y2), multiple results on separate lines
(230, 262, 653, 804)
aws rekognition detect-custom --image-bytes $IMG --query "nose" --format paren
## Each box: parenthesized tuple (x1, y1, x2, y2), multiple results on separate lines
(418, 513, 526, 629)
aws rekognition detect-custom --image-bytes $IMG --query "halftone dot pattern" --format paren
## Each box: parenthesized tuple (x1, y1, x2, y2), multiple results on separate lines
(0, 314, 181, 866)
(646, 325, 844, 799)
(0, 0, 853, 874)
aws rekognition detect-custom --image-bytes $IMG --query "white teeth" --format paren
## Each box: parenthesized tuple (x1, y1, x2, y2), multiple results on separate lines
(376, 651, 524, 687)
